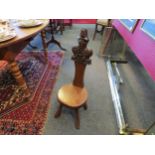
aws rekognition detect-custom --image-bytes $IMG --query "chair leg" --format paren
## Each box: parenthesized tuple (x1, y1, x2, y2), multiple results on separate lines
(93, 24, 97, 40)
(59, 25, 63, 35)
(54, 104, 63, 118)
(101, 26, 104, 35)
(59, 19, 64, 35)
(74, 109, 80, 129)
(83, 103, 87, 110)
(69, 19, 72, 29)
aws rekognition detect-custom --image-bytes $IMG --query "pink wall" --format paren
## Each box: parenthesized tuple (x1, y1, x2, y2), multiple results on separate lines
(113, 19, 155, 81)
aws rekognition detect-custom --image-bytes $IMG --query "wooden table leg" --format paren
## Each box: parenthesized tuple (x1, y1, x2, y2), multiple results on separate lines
(41, 30, 48, 61)
(9, 61, 30, 98)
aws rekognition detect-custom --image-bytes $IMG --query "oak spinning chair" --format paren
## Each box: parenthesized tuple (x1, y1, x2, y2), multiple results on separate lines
(54, 28, 93, 129)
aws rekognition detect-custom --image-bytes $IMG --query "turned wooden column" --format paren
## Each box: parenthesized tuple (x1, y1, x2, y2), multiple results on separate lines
(55, 28, 93, 129)
(41, 30, 48, 61)
(2, 41, 31, 98)
(9, 61, 30, 97)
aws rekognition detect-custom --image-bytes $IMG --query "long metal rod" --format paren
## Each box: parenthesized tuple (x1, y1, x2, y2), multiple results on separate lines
(114, 63, 123, 84)
(106, 59, 127, 134)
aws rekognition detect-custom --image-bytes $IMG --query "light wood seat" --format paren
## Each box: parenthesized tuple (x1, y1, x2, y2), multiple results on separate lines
(55, 84, 88, 129)
(58, 84, 88, 108)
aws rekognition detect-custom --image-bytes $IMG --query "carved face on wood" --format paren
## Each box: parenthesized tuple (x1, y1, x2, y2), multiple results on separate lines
(80, 28, 88, 38)
(79, 28, 89, 42)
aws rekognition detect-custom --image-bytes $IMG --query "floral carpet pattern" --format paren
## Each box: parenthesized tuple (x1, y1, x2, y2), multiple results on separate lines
(0, 51, 63, 134)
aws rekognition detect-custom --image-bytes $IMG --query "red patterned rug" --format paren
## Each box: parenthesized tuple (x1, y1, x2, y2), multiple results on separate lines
(0, 51, 64, 134)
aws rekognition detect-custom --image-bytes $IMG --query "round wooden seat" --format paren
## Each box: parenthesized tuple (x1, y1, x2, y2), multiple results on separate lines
(55, 84, 88, 129)
(58, 83, 88, 108)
